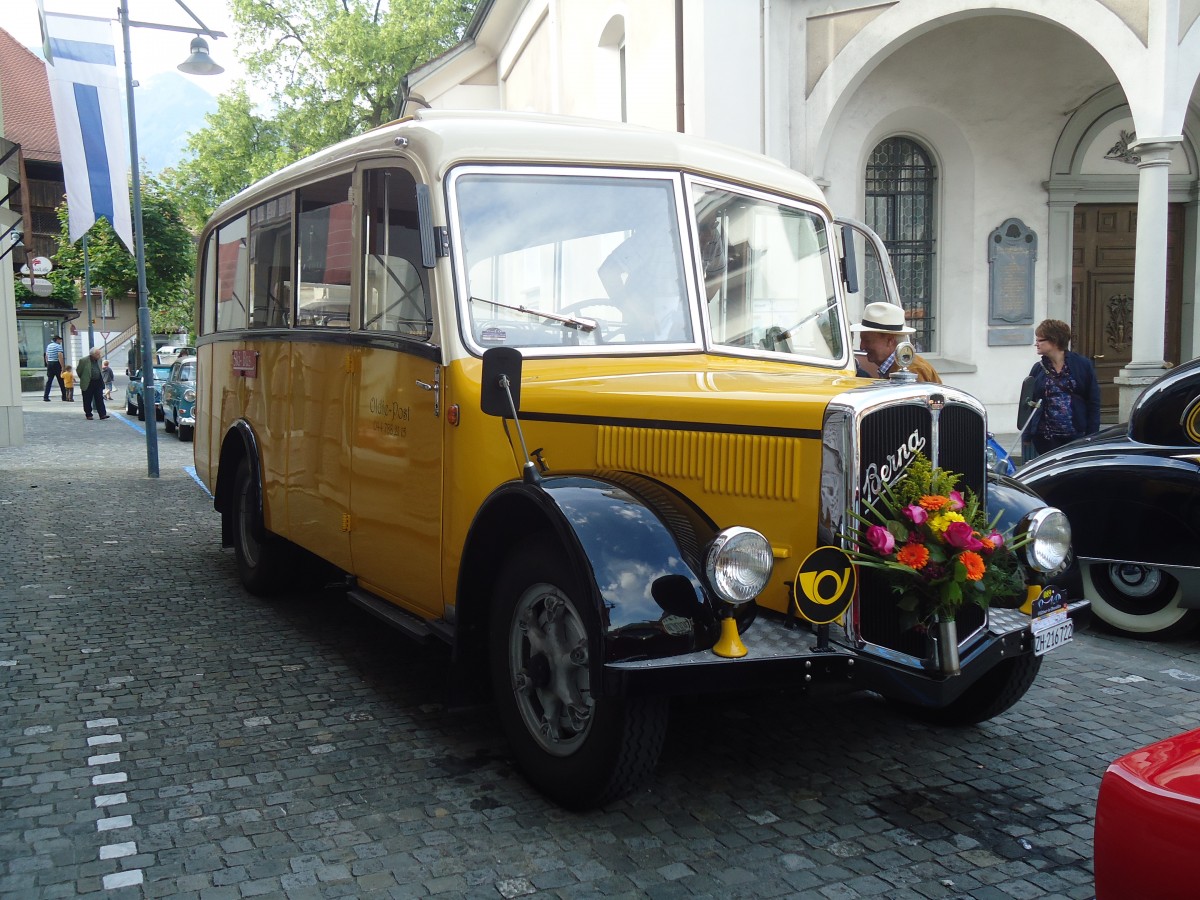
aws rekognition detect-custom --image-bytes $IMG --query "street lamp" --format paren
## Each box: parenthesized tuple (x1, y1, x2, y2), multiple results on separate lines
(118, 0, 225, 478)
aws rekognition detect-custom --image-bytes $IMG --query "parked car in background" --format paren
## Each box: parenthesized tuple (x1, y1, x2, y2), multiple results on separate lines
(1094, 726, 1200, 899)
(1018, 357, 1200, 639)
(125, 364, 174, 422)
(161, 356, 197, 442)
(156, 345, 196, 366)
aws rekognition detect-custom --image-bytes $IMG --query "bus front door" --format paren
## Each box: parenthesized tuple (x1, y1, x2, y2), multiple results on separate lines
(348, 344, 444, 617)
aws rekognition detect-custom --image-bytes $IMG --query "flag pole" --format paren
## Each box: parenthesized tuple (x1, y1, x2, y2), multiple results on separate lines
(119, 0, 158, 478)
(82, 233, 94, 352)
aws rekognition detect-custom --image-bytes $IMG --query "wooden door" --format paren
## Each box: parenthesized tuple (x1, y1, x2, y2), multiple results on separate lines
(1071, 204, 1183, 421)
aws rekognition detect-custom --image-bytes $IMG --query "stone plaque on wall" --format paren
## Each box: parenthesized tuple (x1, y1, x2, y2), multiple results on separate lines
(988, 218, 1037, 326)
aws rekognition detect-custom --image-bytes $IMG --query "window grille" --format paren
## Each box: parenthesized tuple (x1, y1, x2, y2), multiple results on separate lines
(865, 137, 936, 353)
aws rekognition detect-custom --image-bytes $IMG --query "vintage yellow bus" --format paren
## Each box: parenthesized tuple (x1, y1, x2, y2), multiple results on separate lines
(194, 110, 1085, 807)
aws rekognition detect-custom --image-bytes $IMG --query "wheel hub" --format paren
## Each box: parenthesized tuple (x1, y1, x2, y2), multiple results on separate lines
(510, 584, 593, 756)
(1111, 563, 1162, 597)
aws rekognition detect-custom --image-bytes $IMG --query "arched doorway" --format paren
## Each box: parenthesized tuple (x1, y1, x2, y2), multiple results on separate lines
(1047, 85, 1199, 419)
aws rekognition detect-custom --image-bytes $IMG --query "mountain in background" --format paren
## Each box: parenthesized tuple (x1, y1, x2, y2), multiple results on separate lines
(134, 71, 217, 173)
(19, 41, 217, 174)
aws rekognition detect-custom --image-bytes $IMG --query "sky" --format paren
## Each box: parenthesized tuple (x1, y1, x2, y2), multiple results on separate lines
(7, 0, 246, 95)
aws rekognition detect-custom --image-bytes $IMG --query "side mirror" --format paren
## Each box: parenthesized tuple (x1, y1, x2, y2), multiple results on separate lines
(840, 224, 859, 295)
(480, 346, 523, 417)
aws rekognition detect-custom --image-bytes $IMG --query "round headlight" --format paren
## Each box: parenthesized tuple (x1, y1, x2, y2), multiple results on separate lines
(184, 388, 196, 402)
(705, 527, 773, 606)
(1022, 508, 1071, 573)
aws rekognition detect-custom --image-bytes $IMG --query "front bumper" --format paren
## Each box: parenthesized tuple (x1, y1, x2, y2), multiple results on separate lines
(602, 600, 1090, 703)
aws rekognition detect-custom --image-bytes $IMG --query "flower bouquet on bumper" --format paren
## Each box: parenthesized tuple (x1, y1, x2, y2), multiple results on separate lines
(846, 453, 1026, 674)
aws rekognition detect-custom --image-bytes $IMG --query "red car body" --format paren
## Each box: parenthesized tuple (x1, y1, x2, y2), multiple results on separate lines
(1095, 727, 1200, 899)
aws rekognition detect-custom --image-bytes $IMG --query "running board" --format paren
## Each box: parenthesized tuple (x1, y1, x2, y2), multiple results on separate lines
(345, 588, 453, 645)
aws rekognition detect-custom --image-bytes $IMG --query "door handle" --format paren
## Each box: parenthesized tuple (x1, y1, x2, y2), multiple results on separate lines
(1093, 355, 1105, 360)
(416, 380, 433, 391)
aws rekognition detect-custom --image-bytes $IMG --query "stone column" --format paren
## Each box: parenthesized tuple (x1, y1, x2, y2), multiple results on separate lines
(1114, 138, 1182, 420)
(1045, 198, 1077, 325)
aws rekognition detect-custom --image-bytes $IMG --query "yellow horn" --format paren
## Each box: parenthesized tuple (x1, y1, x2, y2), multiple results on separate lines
(1019, 583, 1040, 615)
(712, 615, 748, 658)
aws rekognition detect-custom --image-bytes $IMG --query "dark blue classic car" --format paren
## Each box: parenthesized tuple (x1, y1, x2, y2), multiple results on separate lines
(161, 356, 197, 442)
(125, 364, 174, 422)
(1018, 358, 1200, 639)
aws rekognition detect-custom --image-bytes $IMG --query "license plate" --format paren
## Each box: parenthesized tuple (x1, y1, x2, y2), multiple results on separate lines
(1032, 618, 1073, 656)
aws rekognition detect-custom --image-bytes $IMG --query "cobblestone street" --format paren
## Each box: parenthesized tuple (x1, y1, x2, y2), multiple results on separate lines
(3, 393, 1199, 899)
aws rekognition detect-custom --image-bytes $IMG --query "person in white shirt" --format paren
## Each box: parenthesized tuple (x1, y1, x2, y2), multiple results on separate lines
(43, 335, 67, 401)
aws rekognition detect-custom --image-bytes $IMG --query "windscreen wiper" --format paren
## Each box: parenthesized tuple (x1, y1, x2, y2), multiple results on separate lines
(470, 296, 597, 332)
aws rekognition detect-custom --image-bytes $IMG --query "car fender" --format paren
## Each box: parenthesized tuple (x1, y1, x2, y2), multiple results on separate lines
(986, 472, 1050, 534)
(988, 473, 1083, 600)
(454, 473, 724, 700)
(1019, 453, 1200, 567)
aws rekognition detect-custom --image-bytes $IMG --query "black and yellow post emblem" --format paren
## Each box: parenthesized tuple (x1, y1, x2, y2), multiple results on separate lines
(1184, 396, 1200, 444)
(792, 546, 856, 625)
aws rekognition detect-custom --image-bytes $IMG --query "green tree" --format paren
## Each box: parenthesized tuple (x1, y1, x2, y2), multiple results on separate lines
(165, 0, 475, 229)
(52, 173, 196, 335)
(164, 87, 291, 234)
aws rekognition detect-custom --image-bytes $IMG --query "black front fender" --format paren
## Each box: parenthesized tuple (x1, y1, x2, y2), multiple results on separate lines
(988, 473, 1083, 600)
(452, 472, 727, 704)
(987, 472, 1049, 534)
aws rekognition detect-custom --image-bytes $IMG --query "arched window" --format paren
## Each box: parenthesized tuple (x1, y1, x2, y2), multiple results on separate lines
(865, 137, 937, 352)
(597, 17, 626, 123)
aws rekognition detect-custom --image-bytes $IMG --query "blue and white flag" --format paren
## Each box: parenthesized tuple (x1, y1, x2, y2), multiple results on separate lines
(39, 3, 134, 252)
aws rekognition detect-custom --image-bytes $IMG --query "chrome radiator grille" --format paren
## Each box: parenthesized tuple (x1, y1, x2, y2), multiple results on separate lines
(848, 394, 988, 659)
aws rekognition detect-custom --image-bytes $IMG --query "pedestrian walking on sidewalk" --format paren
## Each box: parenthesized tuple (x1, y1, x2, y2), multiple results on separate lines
(77, 348, 110, 421)
(43, 334, 67, 401)
(62, 365, 76, 401)
(101, 359, 115, 400)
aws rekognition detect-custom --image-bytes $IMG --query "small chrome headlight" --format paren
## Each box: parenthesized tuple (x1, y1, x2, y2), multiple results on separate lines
(705, 527, 773, 606)
(184, 388, 196, 402)
(1021, 508, 1071, 573)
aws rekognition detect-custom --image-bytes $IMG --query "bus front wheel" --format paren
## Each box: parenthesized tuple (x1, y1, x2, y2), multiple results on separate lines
(231, 458, 288, 595)
(489, 543, 667, 809)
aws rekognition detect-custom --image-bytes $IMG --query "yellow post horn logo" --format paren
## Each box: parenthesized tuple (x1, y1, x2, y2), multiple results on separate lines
(792, 546, 856, 624)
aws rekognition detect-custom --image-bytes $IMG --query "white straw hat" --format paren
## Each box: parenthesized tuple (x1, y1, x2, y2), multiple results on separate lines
(850, 301, 915, 335)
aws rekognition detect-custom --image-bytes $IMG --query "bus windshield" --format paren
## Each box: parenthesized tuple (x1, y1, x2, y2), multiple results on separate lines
(455, 170, 694, 349)
(692, 180, 844, 362)
(453, 168, 844, 363)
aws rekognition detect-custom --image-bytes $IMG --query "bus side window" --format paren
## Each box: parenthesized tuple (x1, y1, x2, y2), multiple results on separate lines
(215, 214, 249, 332)
(362, 168, 431, 340)
(200, 231, 217, 335)
(297, 175, 353, 328)
(249, 195, 293, 328)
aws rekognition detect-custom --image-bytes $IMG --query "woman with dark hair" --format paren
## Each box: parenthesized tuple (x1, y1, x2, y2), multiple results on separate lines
(1022, 318, 1100, 459)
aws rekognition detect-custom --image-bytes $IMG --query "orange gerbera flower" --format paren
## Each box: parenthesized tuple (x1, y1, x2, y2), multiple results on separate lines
(919, 494, 949, 511)
(960, 550, 985, 581)
(897, 543, 930, 570)
(978, 536, 995, 552)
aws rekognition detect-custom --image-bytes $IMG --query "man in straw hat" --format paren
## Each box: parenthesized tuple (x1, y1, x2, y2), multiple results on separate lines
(850, 301, 942, 383)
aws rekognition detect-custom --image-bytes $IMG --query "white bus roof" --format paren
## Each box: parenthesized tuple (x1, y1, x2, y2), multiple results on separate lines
(206, 109, 829, 227)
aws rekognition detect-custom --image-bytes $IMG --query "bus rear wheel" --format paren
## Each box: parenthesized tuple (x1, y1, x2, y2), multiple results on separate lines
(489, 544, 667, 809)
(231, 457, 289, 595)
